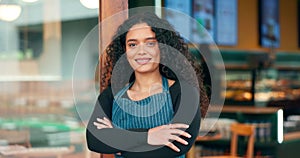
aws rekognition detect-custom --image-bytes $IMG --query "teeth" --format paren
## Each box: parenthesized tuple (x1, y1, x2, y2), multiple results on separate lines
(136, 59, 149, 62)
(135, 58, 151, 64)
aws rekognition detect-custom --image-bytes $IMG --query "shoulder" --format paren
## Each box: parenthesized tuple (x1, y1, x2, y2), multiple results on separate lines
(96, 86, 114, 118)
(169, 79, 180, 95)
(169, 79, 198, 95)
(169, 79, 199, 108)
(98, 86, 114, 104)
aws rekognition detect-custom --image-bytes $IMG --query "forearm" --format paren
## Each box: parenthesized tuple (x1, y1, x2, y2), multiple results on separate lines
(86, 128, 120, 153)
(86, 104, 149, 153)
(86, 126, 148, 154)
(122, 108, 200, 157)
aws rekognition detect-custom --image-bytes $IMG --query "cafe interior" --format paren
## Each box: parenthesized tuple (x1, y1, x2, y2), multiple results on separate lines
(0, 0, 300, 158)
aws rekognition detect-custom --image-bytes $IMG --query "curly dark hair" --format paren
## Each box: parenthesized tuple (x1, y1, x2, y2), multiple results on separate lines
(101, 12, 209, 117)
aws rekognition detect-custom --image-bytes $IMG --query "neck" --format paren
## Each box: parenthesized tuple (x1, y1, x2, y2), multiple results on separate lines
(132, 71, 162, 92)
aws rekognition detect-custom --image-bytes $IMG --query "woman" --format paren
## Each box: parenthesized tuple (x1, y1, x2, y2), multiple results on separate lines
(86, 12, 209, 158)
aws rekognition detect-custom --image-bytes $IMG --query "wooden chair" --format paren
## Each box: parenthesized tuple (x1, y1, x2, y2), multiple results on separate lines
(202, 123, 256, 158)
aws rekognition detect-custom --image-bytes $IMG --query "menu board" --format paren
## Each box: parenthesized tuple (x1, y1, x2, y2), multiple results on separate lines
(164, 0, 192, 40)
(259, 0, 280, 48)
(191, 0, 215, 44)
(215, 0, 237, 45)
(164, 0, 238, 45)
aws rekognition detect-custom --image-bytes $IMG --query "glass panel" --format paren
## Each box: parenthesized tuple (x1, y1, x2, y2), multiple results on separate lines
(0, 0, 98, 156)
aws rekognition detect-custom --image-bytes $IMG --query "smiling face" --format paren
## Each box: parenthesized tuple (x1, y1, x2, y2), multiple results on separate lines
(125, 23, 160, 74)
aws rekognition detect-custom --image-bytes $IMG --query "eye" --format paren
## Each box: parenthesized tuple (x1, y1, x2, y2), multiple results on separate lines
(146, 41, 157, 47)
(128, 43, 137, 48)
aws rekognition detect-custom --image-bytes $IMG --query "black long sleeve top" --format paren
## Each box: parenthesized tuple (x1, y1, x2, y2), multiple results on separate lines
(86, 80, 200, 158)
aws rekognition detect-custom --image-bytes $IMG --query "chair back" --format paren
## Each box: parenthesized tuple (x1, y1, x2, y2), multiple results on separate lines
(230, 123, 255, 158)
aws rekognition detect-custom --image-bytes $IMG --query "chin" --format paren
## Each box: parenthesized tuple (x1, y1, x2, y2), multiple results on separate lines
(134, 64, 159, 73)
(135, 68, 155, 73)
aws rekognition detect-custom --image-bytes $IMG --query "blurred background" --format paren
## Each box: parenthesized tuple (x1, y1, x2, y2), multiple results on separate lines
(0, 0, 299, 158)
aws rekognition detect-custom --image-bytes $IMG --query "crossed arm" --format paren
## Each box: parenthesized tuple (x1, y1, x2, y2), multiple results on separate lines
(86, 83, 200, 157)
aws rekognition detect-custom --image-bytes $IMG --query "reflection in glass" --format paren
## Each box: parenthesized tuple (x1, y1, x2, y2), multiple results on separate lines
(0, 0, 98, 156)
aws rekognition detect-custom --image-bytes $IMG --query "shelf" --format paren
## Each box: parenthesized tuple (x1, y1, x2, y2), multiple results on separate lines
(225, 64, 252, 70)
(226, 87, 251, 90)
(215, 64, 251, 70)
(284, 131, 300, 141)
(275, 65, 300, 71)
(221, 106, 281, 114)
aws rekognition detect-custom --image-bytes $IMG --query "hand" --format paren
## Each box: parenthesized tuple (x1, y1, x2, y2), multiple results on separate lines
(93, 117, 113, 129)
(147, 123, 191, 152)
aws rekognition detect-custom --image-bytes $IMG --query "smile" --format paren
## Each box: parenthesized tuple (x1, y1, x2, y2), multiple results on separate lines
(135, 58, 152, 65)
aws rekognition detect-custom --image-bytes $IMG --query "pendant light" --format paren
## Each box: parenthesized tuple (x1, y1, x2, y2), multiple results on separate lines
(0, 0, 22, 22)
(80, 0, 99, 9)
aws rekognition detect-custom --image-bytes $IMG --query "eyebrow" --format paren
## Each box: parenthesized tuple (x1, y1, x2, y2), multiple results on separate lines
(126, 37, 157, 43)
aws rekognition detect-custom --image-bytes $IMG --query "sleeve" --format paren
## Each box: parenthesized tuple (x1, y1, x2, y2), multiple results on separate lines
(121, 81, 201, 158)
(86, 87, 149, 154)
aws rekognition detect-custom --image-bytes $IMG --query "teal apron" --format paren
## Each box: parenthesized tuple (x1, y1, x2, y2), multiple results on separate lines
(112, 77, 185, 158)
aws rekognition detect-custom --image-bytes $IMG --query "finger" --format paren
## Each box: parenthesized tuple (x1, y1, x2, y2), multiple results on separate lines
(93, 121, 102, 126)
(96, 118, 105, 123)
(169, 135, 188, 145)
(96, 124, 110, 129)
(97, 118, 111, 126)
(103, 117, 113, 127)
(93, 121, 109, 128)
(103, 117, 111, 122)
(166, 142, 180, 152)
(93, 122, 109, 129)
(170, 129, 192, 138)
(169, 123, 189, 129)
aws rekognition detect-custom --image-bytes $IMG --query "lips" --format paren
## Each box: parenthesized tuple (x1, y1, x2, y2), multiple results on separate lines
(135, 58, 151, 65)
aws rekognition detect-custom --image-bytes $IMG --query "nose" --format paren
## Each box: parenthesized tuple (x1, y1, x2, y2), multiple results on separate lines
(137, 44, 147, 55)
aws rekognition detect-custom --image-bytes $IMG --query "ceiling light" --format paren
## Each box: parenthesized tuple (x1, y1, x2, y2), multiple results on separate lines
(80, 0, 99, 9)
(0, 4, 22, 22)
